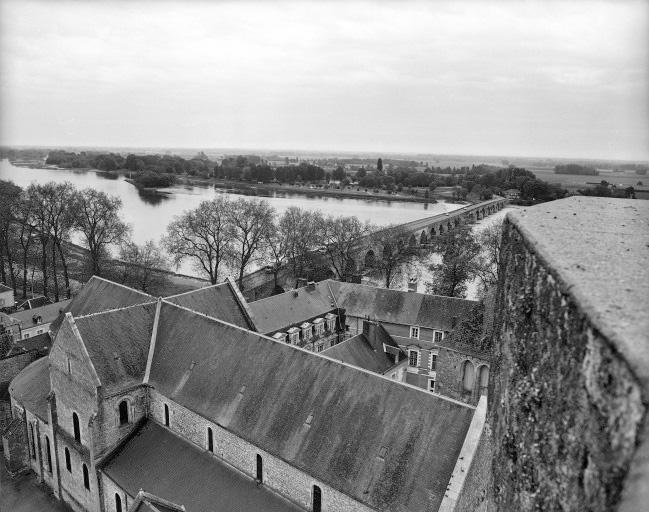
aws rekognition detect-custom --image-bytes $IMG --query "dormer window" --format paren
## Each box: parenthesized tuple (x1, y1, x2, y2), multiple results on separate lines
(313, 318, 325, 337)
(409, 326, 420, 339)
(325, 313, 336, 332)
(300, 322, 312, 341)
(118, 400, 129, 425)
(287, 327, 300, 345)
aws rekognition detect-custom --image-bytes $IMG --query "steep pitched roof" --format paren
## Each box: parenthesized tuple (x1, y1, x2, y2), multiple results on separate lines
(164, 279, 254, 330)
(330, 281, 477, 331)
(73, 302, 157, 391)
(9, 299, 72, 326)
(248, 281, 336, 333)
(66, 276, 153, 318)
(323, 334, 397, 374)
(5, 332, 52, 357)
(9, 356, 50, 422)
(103, 421, 302, 512)
(148, 301, 474, 512)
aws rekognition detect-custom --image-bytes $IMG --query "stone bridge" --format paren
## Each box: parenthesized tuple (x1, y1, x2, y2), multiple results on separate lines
(242, 197, 506, 300)
(357, 197, 507, 270)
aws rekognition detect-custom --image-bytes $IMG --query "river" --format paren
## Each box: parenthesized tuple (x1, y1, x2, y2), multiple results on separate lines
(0, 159, 464, 276)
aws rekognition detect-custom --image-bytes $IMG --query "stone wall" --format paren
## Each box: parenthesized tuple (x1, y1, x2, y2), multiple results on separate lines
(149, 389, 374, 512)
(487, 217, 645, 511)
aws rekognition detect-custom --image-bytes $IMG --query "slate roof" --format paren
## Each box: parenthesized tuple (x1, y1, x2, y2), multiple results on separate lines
(330, 281, 477, 331)
(73, 302, 157, 391)
(10, 299, 72, 327)
(5, 332, 52, 357)
(9, 356, 50, 422)
(164, 280, 254, 330)
(65, 276, 153, 318)
(102, 421, 303, 512)
(149, 301, 474, 512)
(248, 281, 337, 333)
(323, 334, 397, 374)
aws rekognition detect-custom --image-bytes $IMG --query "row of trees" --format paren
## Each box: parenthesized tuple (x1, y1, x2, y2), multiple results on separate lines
(0, 180, 168, 300)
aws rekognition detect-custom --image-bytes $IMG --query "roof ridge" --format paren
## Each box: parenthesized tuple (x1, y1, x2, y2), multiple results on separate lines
(163, 299, 475, 409)
(338, 279, 478, 303)
(143, 298, 162, 385)
(163, 282, 228, 299)
(225, 276, 257, 331)
(88, 275, 154, 297)
(74, 300, 158, 320)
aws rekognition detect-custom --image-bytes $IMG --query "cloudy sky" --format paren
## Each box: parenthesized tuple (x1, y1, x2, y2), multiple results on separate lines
(1, 0, 647, 160)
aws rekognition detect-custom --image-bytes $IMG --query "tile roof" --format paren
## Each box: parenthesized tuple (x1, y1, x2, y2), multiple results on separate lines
(248, 281, 337, 334)
(164, 279, 254, 330)
(9, 356, 50, 422)
(149, 301, 474, 512)
(73, 302, 157, 391)
(330, 281, 478, 331)
(9, 299, 72, 326)
(323, 334, 397, 374)
(102, 421, 303, 512)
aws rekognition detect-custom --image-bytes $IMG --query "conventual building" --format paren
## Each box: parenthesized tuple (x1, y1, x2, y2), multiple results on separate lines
(3, 276, 486, 512)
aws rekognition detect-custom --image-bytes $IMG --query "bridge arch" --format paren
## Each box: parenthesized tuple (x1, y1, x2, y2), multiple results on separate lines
(364, 249, 376, 268)
(420, 230, 428, 245)
(409, 233, 417, 246)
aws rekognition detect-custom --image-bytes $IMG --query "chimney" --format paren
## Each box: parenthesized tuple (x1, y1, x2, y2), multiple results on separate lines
(296, 277, 308, 289)
(307, 281, 316, 291)
(408, 278, 418, 293)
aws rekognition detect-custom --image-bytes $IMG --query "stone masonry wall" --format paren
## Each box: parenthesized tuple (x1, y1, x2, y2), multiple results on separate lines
(487, 219, 645, 511)
(149, 389, 374, 512)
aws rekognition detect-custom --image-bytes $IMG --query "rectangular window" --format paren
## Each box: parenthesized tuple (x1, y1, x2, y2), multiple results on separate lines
(434, 331, 443, 343)
(428, 379, 436, 392)
(408, 350, 419, 367)
(429, 353, 437, 371)
(410, 326, 419, 339)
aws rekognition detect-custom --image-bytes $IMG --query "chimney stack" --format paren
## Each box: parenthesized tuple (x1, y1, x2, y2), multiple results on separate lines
(296, 277, 308, 289)
(408, 278, 418, 293)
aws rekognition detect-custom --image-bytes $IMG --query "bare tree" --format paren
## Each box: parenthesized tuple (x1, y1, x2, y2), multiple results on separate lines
(44, 182, 76, 299)
(74, 188, 130, 277)
(227, 198, 275, 290)
(0, 180, 22, 293)
(279, 207, 322, 278)
(368, 225, 417, 288)
(117, 240, 169, 293)
(476, 223, 504, 293)
(26, 184, 53, 298)
(318, 215, 371, 280)
(425, 228, 481, 298)
(162, 197, 233, 284)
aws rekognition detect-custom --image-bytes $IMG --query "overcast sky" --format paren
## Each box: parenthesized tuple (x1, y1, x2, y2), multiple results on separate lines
(1, 0, 647, 160)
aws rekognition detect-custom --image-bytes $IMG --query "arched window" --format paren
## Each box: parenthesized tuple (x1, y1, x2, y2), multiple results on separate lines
(115, 493, 122, 512)
(462, 360, 475, 393)
(313, 485, 322, 512)
(479, 365, 490, 395)
(83, 463, 90, 490)
(164, 404, 170, 427)
(207, 427, 213, 453)
(73, 412, 81, 443)
(256, 454, 263, 482)
(29, 424, 36, 459)
(65, 447, 72, 472)
(118, 400, 129, 425)
(45, 435, 52, 473)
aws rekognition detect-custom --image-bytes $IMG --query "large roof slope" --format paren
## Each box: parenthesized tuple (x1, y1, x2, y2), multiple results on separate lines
(330, 281, 477, 331)
(73, 302, 157, 390)
(9, 356, 50, 422)
(10, 299, 72, 325)
(248, 281, 336, 334)
(102, 421, 302, 512)
(149, 301, 474, 512)
(61, 276, 153, 320)
(164, 280, 254, 330)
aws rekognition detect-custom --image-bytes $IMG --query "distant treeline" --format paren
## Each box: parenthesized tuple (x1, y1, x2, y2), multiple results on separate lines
(554, 164, 599, 176)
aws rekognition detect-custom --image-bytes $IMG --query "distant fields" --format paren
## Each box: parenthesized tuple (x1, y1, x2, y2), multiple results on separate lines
(528, 167, 646, 192)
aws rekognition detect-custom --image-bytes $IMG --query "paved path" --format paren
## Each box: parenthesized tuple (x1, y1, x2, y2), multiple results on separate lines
(0, 463, 73, 512)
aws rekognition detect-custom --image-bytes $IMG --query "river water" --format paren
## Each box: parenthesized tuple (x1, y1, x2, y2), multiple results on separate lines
(1, 159, 463, 275)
